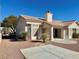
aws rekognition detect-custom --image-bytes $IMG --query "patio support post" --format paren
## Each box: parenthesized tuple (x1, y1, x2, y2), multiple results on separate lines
(68, 28, 73, 39)
(51, 27, 53, 41)
(25, 26, 28, 32)
(61, 29, 66, 39)
(31, 24, 33, 40)
(63, 29, 65, 39)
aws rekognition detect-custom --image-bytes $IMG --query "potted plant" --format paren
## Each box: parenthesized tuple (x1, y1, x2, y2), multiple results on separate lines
(20, 32, 28, 41)
(41, 33, 48, 43)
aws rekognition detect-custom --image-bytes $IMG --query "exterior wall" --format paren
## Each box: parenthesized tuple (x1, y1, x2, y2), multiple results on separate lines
(16, 17, 42, 40)
(68, 22, 79, 29)
(16, 17, 26, 35)
(26, 22, 41, 40)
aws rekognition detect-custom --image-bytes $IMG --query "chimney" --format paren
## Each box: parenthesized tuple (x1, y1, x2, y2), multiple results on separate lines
(45, 10, 53, 22)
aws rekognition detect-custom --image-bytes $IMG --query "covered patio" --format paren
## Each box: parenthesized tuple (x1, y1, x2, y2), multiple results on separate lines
(51, 21, 79, 40)
(62, 21, 79, 39)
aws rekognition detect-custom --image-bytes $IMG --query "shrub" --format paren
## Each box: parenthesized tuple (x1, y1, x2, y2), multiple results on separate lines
(73, 32, 77, 38)
(72, 32, 79, 38)
(76, 33, 79, 38)
(20, 32, 28, 40)
(41, 33, 48, 43)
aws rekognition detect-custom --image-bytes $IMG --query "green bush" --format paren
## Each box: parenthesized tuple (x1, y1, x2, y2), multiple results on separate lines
(72, 32, 79, 38)
(76, 33, 79, 38)
(41, 33, 48, 43)
(20, 32, 28, 40)
(73, 32, 77, 38)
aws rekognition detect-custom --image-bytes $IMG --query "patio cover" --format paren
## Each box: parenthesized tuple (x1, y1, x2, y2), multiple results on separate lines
(20, 45, 79, 59)
(63, 21, 79, 29)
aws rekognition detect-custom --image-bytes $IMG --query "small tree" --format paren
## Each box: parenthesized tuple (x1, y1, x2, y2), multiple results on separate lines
(1, 15, 17, 34)
(20, 32, 28, 41)
(41, 33, 48, 43)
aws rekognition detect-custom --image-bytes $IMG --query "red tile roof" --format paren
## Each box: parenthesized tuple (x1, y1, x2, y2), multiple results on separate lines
(20, 15, 77, 27)
(63, 20, 75, 27)
(20, 15, 43, 23)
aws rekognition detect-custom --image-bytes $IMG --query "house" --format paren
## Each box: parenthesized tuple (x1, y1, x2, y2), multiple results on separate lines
(16, 11, 79, 41)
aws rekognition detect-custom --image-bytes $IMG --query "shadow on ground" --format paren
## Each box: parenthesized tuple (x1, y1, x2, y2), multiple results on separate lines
(2, 35, 18, 41)
(31, 40, 43, 43)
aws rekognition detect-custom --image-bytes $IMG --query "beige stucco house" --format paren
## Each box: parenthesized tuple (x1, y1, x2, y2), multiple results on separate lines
(16, 11, 79, 41)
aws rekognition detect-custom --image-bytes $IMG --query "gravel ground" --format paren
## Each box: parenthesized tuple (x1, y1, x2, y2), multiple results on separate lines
(0, 39, 44, 59)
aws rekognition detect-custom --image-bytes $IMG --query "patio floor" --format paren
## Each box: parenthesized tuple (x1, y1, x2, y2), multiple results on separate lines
(0, 39, 79, 59)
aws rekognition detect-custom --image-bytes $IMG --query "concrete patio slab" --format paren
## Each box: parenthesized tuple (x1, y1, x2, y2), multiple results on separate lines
(20, 44, 79, 59)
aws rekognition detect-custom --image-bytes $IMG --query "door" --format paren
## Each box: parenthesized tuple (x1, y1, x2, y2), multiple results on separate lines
(54, 28, 61, 38)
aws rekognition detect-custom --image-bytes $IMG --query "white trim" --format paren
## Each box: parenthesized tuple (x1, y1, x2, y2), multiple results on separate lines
(26, 22, 41, 24)
(51, 27, 53, 41)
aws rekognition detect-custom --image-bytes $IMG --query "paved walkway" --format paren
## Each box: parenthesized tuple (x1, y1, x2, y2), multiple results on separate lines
(21, 45, 79, 59)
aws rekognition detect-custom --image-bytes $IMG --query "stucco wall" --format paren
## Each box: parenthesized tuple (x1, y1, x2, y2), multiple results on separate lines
(68, 22, 79, 29)
(45, 12, 53, 22)
(16, 17, 26, 35)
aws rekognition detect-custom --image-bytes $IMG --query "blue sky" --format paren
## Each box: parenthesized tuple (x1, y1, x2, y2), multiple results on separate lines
(1, 0, 79, 21)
